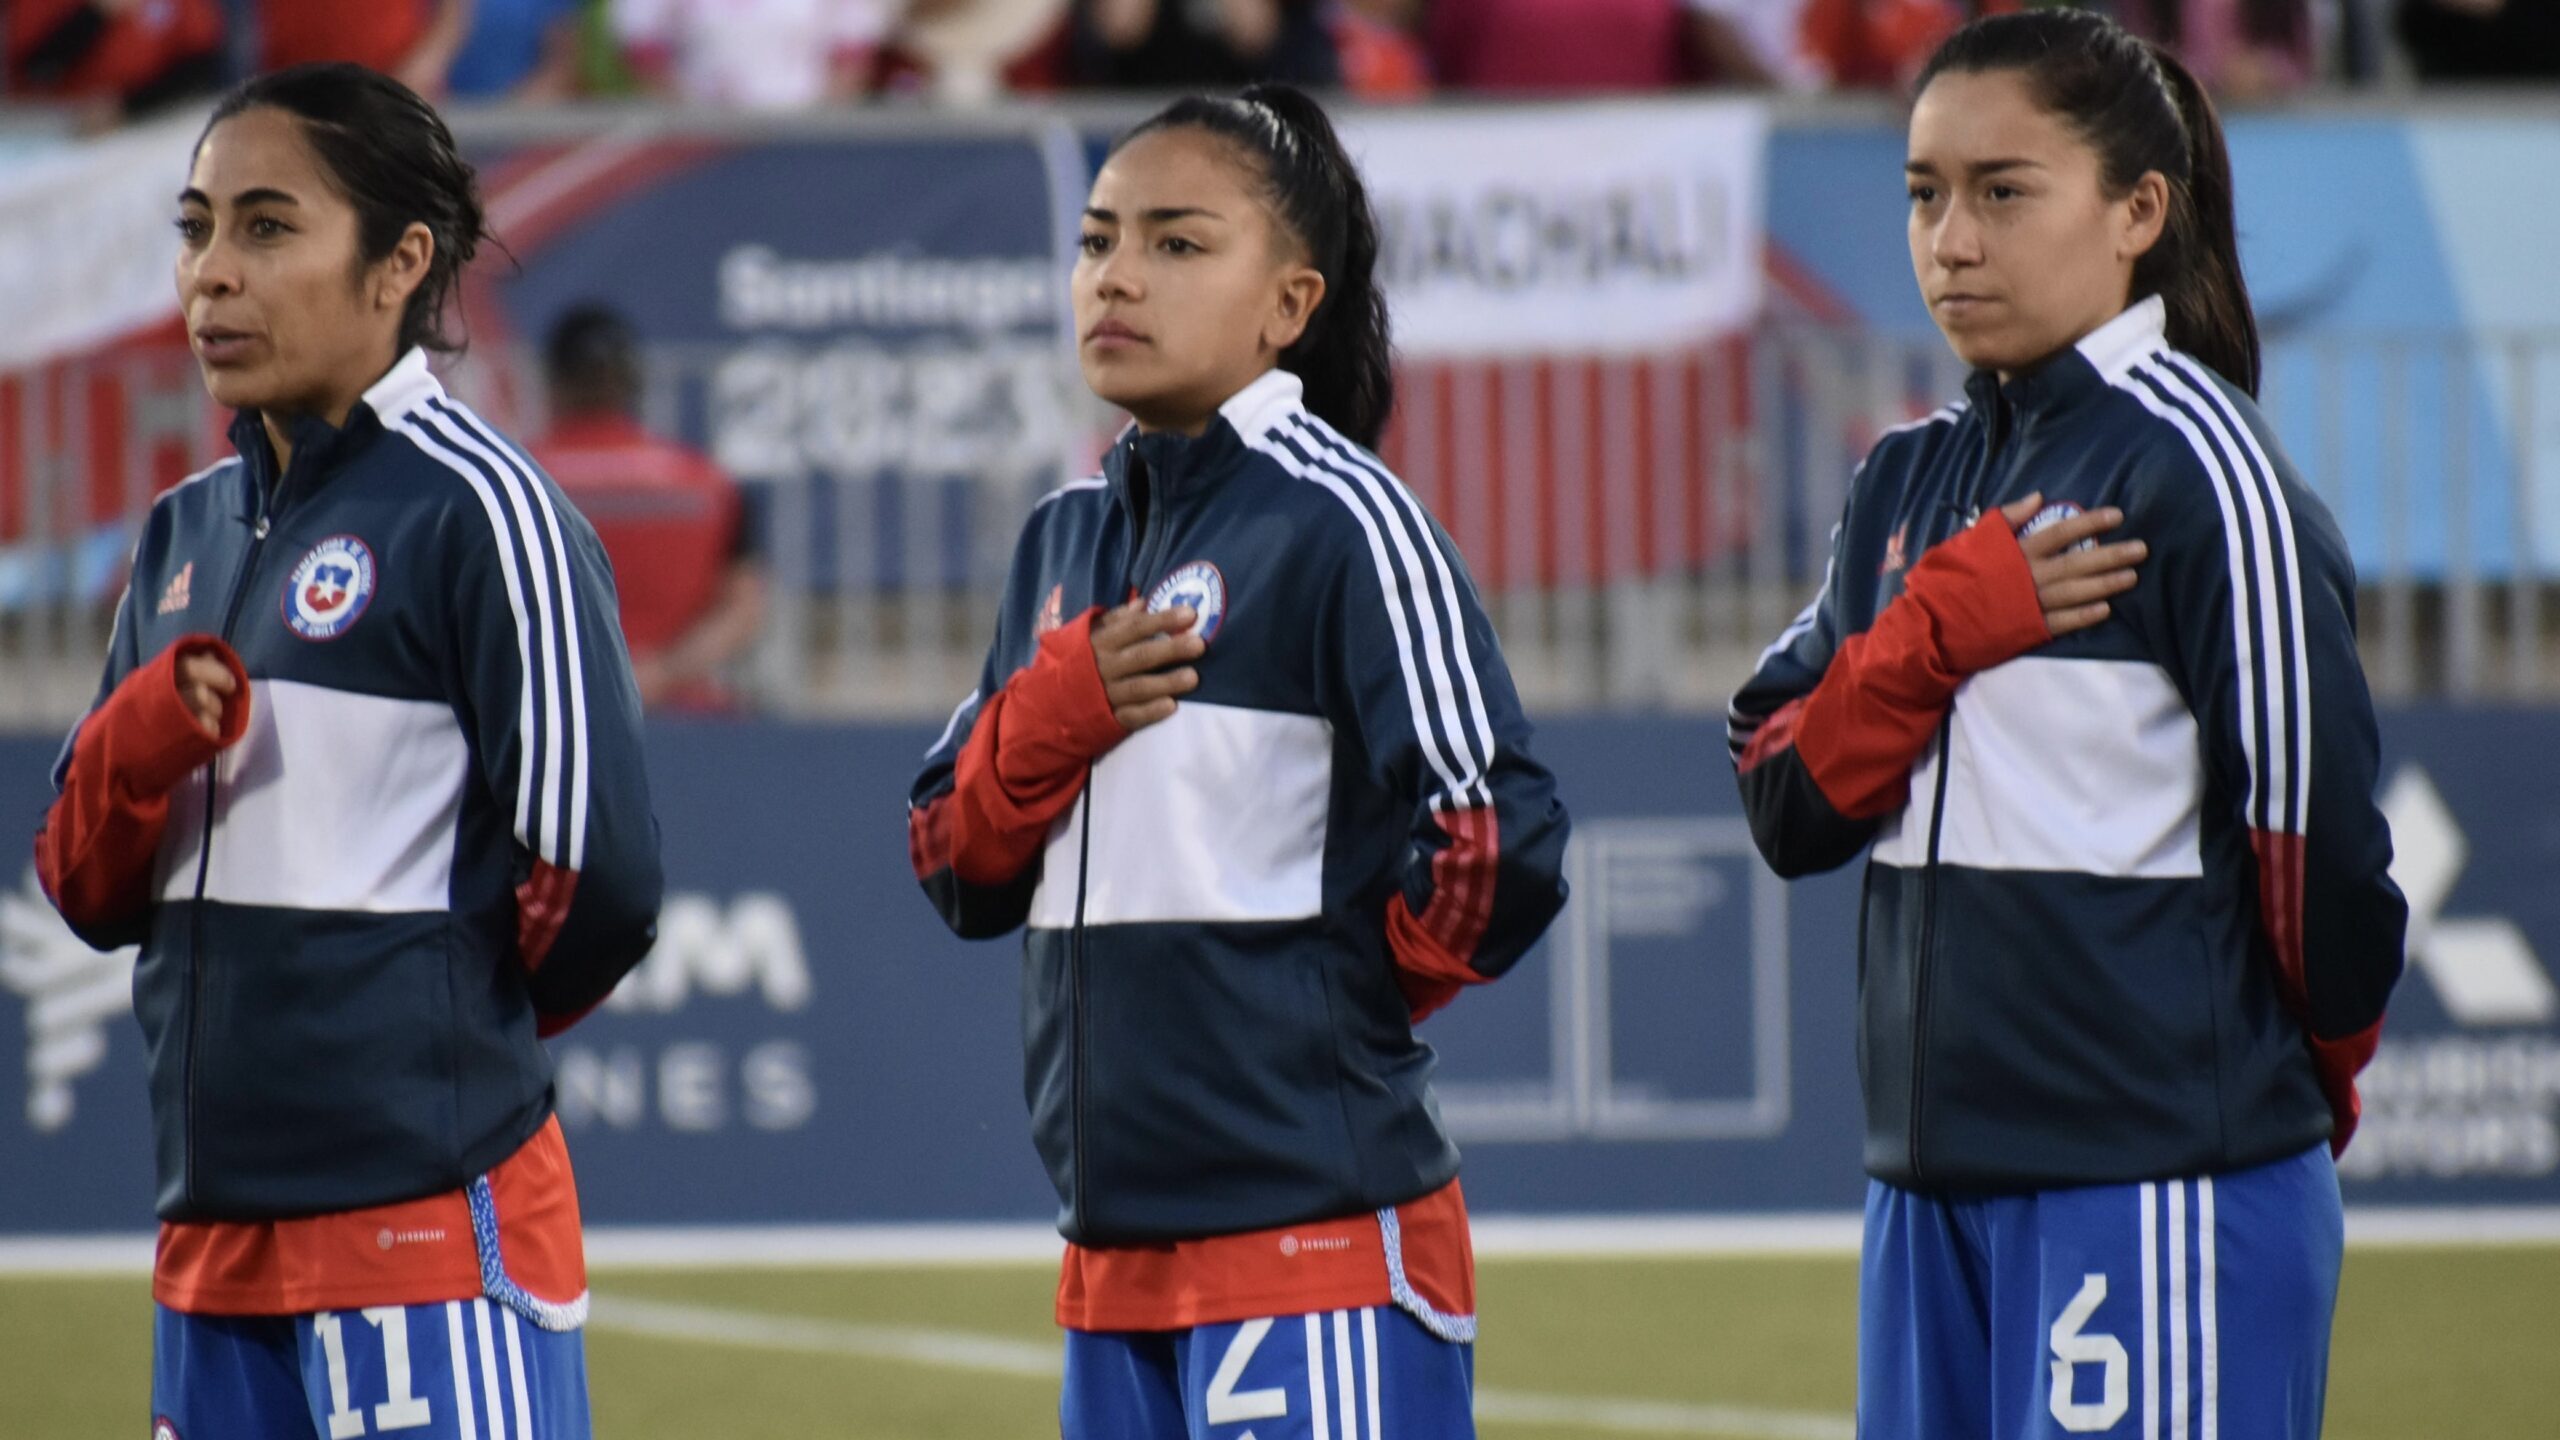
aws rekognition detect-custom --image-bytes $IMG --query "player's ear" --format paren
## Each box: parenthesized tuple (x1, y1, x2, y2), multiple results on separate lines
(369, 222, 436, 321)
(1264, 263, 1326, 355)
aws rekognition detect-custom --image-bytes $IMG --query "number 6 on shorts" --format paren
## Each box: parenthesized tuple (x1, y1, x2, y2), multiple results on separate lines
(2048, 1273, 2130, 1433)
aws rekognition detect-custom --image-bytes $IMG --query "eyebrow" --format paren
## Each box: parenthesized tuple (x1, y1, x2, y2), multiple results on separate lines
(1083, 206, 1227, 224)
(1904, 158, 2046, 179)
(178, 186, 303, 209)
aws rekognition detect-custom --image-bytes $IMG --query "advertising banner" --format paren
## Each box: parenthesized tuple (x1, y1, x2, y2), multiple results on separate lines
(0, 110, 202, 371)
(1345, 101, 1768, 359)
(4, 710, 2553, 1237)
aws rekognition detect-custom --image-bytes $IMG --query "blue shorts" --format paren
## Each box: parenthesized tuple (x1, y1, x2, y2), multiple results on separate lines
(152, 1296, 589, 1440)
(1859, 1143, 2343, 1440)
(1063, 1305, 1474, 1440)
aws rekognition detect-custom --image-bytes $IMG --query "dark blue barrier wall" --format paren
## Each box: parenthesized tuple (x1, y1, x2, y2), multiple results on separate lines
(4, 710, 2555, 1235)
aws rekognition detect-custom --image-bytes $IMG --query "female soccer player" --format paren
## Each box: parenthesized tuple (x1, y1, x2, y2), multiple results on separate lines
(1728, 12, 2405, 1437)
(36, 64, 660, 1439)
(909, 83, 1571, 1440)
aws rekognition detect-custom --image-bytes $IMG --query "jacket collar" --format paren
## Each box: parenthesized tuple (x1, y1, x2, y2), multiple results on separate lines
(1103, 369, 1305, 506)
(1963, 295, 2166, 435)
(1217, 368, 1304, 446)
(2075, 294, 2167, 384)
(360, 346, 443, 426)
(225, 348, 445, 518)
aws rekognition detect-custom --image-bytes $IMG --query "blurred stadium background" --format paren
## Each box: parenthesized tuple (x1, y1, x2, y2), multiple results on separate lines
(5, 1, 2560, 1435)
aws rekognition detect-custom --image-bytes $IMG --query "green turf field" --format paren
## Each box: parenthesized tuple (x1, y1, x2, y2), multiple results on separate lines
(5, 1247, 2553, 1438)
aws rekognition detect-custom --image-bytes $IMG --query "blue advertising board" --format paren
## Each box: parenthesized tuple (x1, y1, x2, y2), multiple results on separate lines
(458, 124, 1084, 593)
(5, 709, 2554, 1237)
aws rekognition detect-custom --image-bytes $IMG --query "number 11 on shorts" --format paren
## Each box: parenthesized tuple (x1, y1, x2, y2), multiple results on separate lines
(315, 1308, 434, 1438)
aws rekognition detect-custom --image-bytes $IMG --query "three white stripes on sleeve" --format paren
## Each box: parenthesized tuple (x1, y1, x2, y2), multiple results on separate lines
(396, 401, 593, 871)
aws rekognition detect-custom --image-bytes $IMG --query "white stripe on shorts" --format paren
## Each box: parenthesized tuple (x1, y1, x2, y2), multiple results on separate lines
(1363, 1308, 1384, 1440)
(2141, 1183, 2159, 1440)
(2169, 1184, 2190, 1440)
(504, 1307, 536, 1440)
(446, 1301, 481, 1440)
(2199, 1179, 2219, 1440)
(1305, 1312, 1333, 1440)
(475, 1301, 505, 1440)
(1334, 1311, 1358, 1440)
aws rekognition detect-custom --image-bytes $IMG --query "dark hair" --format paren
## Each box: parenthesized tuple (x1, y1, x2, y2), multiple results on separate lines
(544, 302, 642, 416)
(197, 63, 492, 358)
(1113, 83, 1395, 448)
(1915, 10, 2260, 396)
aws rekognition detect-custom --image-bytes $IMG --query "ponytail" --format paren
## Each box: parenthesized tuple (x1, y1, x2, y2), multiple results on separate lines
(2139, 44, 2260, 397)
(1115, 83, 1397, 447)
(1916, 11, 2262, 397)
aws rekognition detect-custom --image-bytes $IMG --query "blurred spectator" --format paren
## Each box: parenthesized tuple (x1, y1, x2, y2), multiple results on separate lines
(5, 0, 227, 124)
(1408, 0, 1836, 92)
(614, 0, 902, 107)
(447, 0, 585, 99)
(889, 0, 1069, 103)
(260, 0, 475, 95)
(2396, 0, 2560, 79)
(1333, 1, 1431, 96)
(532, 304, 768, 713)
(1069, 0, 1339, 89)
(2332, 0, 2388, 80)
(1800, 0, 2054, 90)
(2118, 0, 2316, 97)
(1688, 0, 1825, 87)
(1418, 0, 1693, 91)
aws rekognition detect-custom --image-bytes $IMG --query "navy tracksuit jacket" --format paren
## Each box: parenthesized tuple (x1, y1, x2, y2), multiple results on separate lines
(41, 349, 662, 1222)
(1730, 298, 2407, 1191)
(911, 370, 1571, 1245)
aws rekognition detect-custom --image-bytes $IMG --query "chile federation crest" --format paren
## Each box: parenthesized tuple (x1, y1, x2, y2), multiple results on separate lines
(282, 535, 377, 641)
(1147, 560, 1227, 643)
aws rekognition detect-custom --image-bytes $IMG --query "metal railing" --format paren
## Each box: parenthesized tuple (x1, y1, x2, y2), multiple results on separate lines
(4, 325, 2555, 730)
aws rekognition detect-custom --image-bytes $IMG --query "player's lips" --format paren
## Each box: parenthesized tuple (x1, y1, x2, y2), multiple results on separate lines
(1932, 294, 1997, 317)
(1084, 318, 1149, 351)
(192, 326, 260, 366)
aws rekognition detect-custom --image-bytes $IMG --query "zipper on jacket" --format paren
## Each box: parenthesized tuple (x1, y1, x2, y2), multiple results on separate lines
(1122, 444, 1182, 605)
(181, 498, 272, 1206)
(1069, 446, 1169, 1237)
(1130, 505, 1173, 603)
(1904, 419, 2006, 1185)
(1908, 713, 1956, 1186)
(1068, 789, 1094, 1238)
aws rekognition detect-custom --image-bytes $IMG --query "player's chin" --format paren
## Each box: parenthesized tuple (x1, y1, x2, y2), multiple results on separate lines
(195, 363, 275, 413)
(1938, 324, 2033, 377)
(1080, 358, 1172, 419)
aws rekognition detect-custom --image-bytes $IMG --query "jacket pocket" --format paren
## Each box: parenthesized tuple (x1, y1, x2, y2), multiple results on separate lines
(189, 911, 459, 1215)
(1073, 923, 1358, 1238)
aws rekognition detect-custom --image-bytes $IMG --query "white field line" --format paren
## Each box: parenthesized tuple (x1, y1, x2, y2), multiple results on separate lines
(2340, 1206, 2560, 1247)
(4, 1207, 2556, 1276)
(585, 1291, 1856, 1440)
(589, 1291, 1060, 1379)
(590, 1222, 1066, 1268)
